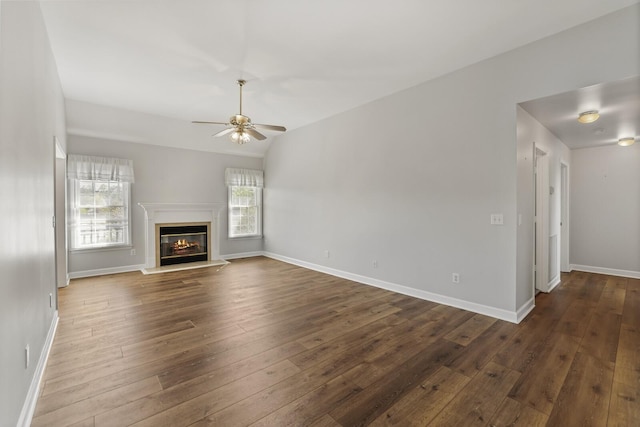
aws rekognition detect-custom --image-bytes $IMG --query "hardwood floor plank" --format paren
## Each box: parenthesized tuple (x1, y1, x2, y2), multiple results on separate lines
(507, 332, 580, 415)
(289, 314, 405, 371)
(608, 381, 640, 427)
(340, 307, 472, 389)
(446, 319, 518, 377)
(488, 397, 548, 426)
(248, 375, 362, 427)
(546, 351, 614, 426)
(622, 278, 640, 326)
(330, 339, 464, 426)
(427, 361, 520, 426)
(32, 376, 162, 427)
(553, 298, 596, 339)
(444, 313, 497, 346)
(368, 366, 470, 426)
(296, 302, 402, 349)
(580, 311, 621, 364)
(307, 414, 342, 427)
(99, 360, 300, 427)
(48, 319, 196, 360)
(493, 312, 556, 373)
(595, 276, 627, 315)
(613, 323, 640, 388)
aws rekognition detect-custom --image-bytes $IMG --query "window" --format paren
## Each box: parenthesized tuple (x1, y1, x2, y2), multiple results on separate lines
(70, 180, 131, 249)
(67, 155, 135, 250)
(225, 168, 264, 238)
(228, 186, 262, 237)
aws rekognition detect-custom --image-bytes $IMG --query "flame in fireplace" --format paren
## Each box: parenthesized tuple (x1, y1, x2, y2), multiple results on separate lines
(173, 239, 200, 251)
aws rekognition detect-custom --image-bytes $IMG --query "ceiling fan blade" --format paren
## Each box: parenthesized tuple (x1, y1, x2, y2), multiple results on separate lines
(192, 120, 228, 125)
(254, 123, 286, 132)
(245, 128, 267, 141)
(212, 128, 235, 138)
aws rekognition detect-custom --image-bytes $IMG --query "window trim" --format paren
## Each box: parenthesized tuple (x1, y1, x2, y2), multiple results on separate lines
(228, 185, 263, 239)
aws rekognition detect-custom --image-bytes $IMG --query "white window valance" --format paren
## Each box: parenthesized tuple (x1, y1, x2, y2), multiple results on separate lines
(225, 168, 264, 188)
(67, 154, 135, 183)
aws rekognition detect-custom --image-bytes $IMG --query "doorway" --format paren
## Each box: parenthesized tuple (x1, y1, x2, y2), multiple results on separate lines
(534, 145, 550, 293)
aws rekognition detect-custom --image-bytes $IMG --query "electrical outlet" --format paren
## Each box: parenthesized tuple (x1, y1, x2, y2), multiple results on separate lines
(49, 293, 53, 308)
(452, 273, 460, 284)
(25, 345, 30, 369)
(490, 213, 504, 225)
(373, 260, 379, 268)
(130, 248, 136, 256)
(324, 250, 330, 258)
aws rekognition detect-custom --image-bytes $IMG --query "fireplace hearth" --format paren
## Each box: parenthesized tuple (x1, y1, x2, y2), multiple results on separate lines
(157, 223, 209, 266)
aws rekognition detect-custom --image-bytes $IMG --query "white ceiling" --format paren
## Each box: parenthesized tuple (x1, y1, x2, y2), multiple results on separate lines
(519, 76, 640, 149)
(40, 0, 640, 155)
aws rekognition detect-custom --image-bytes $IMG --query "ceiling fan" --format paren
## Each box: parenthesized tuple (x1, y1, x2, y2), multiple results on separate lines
(192, 79, 286, 144)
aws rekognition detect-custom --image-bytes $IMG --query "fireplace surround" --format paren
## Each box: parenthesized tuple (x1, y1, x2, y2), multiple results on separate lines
(138, 202, 226, 273)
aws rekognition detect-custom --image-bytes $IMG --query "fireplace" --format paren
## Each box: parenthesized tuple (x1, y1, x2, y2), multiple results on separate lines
(138, 202, 226, 273)
(157, 223, 209, 266)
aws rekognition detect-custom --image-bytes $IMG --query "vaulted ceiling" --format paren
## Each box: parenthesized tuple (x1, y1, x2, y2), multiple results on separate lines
(40, 0, 639, 155)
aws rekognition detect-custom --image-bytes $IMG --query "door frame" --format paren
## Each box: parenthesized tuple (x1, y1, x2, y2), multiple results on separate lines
(534, 145, 550, 293)
(560, 162, 570, 272)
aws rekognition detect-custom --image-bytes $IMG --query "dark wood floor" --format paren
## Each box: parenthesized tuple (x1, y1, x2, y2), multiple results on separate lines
(32, 257, 639, 426)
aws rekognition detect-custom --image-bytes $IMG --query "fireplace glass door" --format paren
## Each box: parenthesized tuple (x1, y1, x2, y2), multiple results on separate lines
(159, 224, 208, 266)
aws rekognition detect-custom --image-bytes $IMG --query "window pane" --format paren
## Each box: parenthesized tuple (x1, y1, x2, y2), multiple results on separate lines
(228, 186, 261, 237)
(71, 179, 131, 249)
(79, 181, 94, 206)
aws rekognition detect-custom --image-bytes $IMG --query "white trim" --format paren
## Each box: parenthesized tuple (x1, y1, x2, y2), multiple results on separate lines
(516, 297, 535, 323)
(68, 264, 145, 279)
(263, 252, 522, 324)
(18, 312, 59, 427)
(222, 251, 265, 260)
(571, 264, 640, 279)
(547, 277, 562, 292)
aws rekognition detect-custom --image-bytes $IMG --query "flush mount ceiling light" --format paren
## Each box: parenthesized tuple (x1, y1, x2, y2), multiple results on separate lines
(618, 137, 636, 147)
(577, 110, 600, 124)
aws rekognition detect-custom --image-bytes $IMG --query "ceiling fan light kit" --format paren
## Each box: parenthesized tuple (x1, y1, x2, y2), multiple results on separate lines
(231, 131, 251, 144)
(192, 80, 286, 144)
(577, 110, 600, 124)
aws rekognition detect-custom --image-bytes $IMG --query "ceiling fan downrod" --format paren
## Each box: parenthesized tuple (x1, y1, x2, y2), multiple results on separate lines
(237, 79, 245, 115)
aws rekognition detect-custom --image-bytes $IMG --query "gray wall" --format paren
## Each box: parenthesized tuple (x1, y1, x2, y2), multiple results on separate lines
(67, 135, 263, 275)
(570, 143, 640, 273)
(264, 5, 640, 316)
(0, 2, 67, 425)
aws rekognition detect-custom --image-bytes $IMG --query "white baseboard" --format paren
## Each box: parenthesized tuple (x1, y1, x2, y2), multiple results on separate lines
(571, 264, 640, 279)
(222, 251, 265, 260)
(68, 264, 146, 279)
(263, 251, 521, 324)
(17, 311, 58, 427)
(547, 276, 562, 292)
(516, 297, 535, 323)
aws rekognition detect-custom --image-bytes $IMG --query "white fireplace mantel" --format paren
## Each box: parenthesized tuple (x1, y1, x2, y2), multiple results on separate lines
(138, 202, 226, 269)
